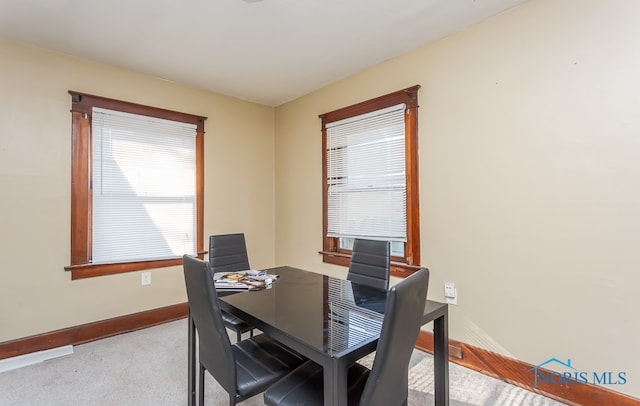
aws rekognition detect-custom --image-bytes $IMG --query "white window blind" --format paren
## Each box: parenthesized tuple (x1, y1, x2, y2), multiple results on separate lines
(92, 107, 197, 264)
(326, 103, 406, 242)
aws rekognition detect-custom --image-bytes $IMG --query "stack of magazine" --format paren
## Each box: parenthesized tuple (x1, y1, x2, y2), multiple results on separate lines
(213, 270, 278, 291)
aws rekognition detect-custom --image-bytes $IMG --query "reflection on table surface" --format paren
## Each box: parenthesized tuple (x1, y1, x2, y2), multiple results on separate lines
(220, 266, 389, 355)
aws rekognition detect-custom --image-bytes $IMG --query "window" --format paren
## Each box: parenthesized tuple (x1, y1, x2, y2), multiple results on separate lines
(320, 86, 421, 277)
(65, 91, 206, 280)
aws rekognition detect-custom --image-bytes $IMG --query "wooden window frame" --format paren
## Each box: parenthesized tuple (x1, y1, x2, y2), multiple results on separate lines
(64, 91, 207, 280)
(319, 85, 421, 278)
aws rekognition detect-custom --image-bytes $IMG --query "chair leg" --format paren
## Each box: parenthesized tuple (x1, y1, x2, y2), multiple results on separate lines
(236, 329, 241, 343)
(198, 364, 205, 406)
(229, 394, 236, 406)
(249, 329, 253, 338)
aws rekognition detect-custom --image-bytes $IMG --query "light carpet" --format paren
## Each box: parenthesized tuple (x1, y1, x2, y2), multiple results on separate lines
(0, 319, 566, 405)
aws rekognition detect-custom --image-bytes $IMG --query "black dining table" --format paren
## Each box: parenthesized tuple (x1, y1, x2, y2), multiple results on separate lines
(187, 266, 449, 406)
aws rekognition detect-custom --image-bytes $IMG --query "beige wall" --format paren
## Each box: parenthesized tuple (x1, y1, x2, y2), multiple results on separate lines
(0, 38, 276, 342)
(275, 0, 640, 397)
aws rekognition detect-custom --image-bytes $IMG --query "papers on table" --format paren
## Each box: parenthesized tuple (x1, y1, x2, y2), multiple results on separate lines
(213, 270, 279, 291)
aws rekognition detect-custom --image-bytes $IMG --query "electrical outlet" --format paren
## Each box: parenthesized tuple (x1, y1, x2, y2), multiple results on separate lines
(141, 271, 151, 286)
(444, 282, 455, 298)
(444, 282, 457, 305)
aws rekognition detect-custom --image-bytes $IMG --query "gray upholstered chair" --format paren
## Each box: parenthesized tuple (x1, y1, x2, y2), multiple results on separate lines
(209, 233, 254, 341)
(264, 267, 430, 406)
(209, 233, 251, 273)
(347, 238, 391, 290)
(183, 255, 307, 406)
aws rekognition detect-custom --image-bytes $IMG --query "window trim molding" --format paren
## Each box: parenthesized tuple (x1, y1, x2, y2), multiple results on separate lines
(319, 85, 421, 278)
(64, 91, 207, 280)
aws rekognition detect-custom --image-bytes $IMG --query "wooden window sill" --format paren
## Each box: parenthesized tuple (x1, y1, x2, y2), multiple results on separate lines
(65, 251, 207, 280)
(319, 250, 422, 278)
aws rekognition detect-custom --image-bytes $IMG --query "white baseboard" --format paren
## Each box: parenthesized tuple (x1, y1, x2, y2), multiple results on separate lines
(0, 345, 74, 373)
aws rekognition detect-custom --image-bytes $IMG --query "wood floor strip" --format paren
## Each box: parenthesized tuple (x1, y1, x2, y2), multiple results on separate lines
(0, 303, 188, 360)
(2, 303, 637, 406)
(416, 330, 639, 406)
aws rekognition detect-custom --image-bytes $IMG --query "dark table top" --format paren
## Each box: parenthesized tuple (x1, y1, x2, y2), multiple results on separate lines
(219, 266, 445, 358)
(219, 266, 389, 356)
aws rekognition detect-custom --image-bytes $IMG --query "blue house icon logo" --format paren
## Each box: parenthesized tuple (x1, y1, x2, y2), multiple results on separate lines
(530, 358, 576, 388)
(531, 357, 627, 387)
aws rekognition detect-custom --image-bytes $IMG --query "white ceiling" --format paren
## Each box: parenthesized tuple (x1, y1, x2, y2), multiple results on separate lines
(0, 0, 528, 106)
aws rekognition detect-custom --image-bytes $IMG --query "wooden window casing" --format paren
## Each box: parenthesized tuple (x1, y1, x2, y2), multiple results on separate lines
(319, 85, 421, 278)
(64, 91, 206, 280)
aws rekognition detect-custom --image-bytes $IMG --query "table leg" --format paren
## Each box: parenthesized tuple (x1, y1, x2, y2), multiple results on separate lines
(187, 308, 196, 406)
(324, 359, 349, 406)
(433, 311, 450, 406)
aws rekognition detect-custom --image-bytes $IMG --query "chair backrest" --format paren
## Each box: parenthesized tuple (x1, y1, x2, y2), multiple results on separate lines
(182, 255, 237, 395)
(359, 267, 430, 406)
(209, 233, 250, 273)
(347, 239, 390, 290)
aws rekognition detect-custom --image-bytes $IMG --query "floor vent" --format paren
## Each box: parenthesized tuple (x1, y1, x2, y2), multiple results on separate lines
(0, 345, 73, 373)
